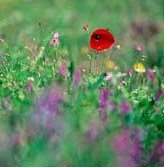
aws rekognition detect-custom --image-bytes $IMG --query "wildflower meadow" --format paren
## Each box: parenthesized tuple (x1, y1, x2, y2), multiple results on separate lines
(0, 0, 164, 167)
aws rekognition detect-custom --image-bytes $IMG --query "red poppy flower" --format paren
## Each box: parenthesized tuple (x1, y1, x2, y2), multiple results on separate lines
(90, 28, 115, 51)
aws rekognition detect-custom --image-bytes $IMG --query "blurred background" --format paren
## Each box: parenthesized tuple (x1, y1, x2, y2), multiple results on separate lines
(0, 0, 164, 70)
(0, 1, 164, 166)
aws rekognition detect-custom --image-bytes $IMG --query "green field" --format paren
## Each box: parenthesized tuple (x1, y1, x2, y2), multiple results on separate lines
(0, 0, 164, 167)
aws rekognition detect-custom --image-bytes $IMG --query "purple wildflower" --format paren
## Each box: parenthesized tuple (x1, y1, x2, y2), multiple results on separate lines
(112, 129, 143, 167)
(112, 130, 136, 167)
(35, 85, 65, 132)
(11, 132, 24, 146)
(34, 85, 65, 135)
(112, 130, 132, 153)
(99, 88, 116, 112)
(136, 45, 143, 51)
(126, 69, 133, 76)
(37, 89, 63, 116)
(120, 101, 131, 114)
(86, 123, 100, 141)
(59, 62, 68, 77)
(149, 141, 164, 165)
(155, 89, 164, 102)
(73, 67, 82, 85)
(99, 88, 111, 111)
(99, 88, 114, 123)
(147, 69, 155, 81)
(131, 129, 143, 165)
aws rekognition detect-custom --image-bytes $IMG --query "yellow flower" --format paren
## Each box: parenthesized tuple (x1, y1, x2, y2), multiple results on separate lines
(115, 44, 120, 49)
(133, 63, 146, 73)
(106, 60, 116, 70)
(81, 46, 89, 55)
(27, 77, 35, 82)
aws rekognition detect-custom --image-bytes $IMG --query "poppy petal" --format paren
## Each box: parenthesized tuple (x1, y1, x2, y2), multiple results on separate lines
(90, 28, 115, 51)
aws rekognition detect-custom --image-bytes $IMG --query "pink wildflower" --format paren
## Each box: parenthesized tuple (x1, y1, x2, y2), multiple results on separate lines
(136, 45, 143, 51)
(120, 101, 131, 114)
(50, 39, 58, 46)
(50, 32, 59, 46)
(59, 62, 68, 77)
(82, 25, 89, 31)
(86, 123, 100, 141)
(53, 32, 59, 39)
(73, 67, 82, 85)
(108, 102, 116, 111)
(147, 69, 155, 81)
